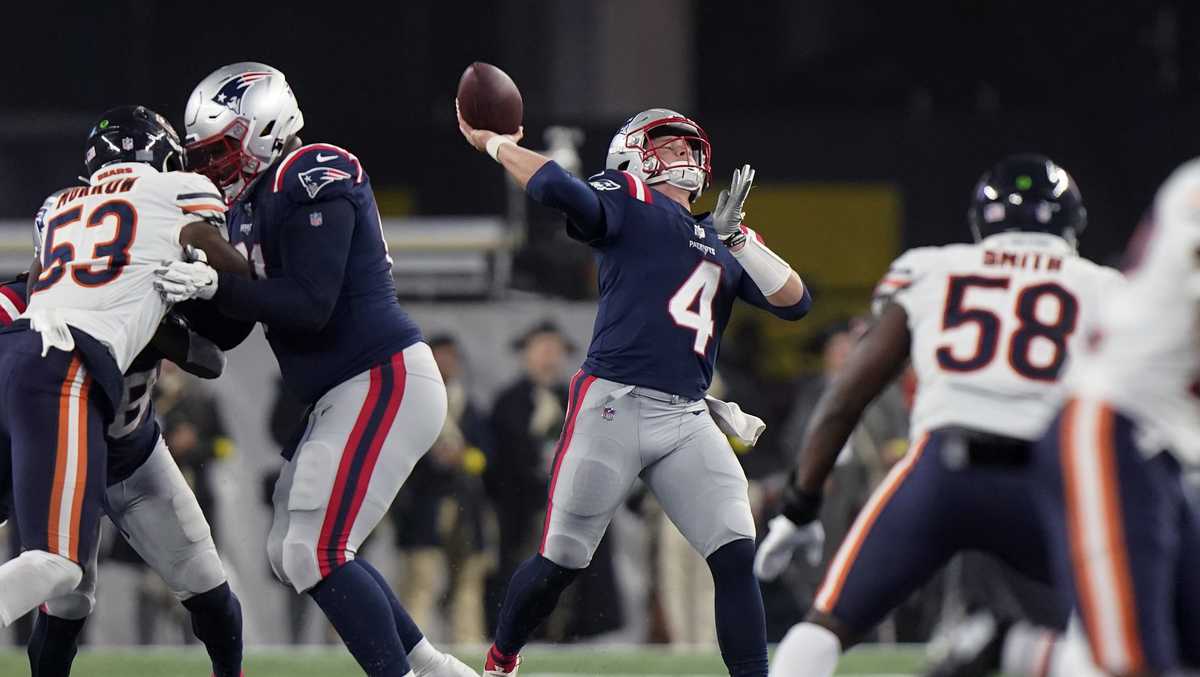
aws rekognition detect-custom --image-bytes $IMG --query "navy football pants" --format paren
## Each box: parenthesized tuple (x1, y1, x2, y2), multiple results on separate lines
(0, 330, 107, 565)
(813, 427, 1068, 638)
(1035, 398, 1200, 674)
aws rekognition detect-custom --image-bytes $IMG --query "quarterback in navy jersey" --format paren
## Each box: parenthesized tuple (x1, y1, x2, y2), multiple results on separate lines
(157, 62, 472, 677)
(460, 106, 811, 677)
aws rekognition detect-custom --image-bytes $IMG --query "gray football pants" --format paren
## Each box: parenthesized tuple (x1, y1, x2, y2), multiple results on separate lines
(44, 435, 225, 619)
(539, 373, 756, 570)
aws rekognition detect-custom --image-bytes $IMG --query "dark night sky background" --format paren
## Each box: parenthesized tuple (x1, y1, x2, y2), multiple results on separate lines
(2, 1, 1199, 261)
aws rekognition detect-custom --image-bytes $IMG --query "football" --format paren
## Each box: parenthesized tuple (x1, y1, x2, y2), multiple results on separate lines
(456, 61, 523, 135)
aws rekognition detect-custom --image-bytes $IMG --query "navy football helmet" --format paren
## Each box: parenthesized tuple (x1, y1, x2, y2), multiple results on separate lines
(84, 105, 184, 176)
(968, 154, 1086, 245)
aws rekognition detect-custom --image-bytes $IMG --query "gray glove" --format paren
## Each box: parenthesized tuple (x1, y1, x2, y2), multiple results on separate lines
(712, 163, 755, 248)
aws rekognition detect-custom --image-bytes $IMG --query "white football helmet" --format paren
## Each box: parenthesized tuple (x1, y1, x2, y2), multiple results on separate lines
(605, 108, 712, 201)
(183, 62, 305, 203)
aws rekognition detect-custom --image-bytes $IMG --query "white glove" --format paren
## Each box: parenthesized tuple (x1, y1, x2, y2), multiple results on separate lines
(754, 514, 825, 581)
(154, 256, 218, 303)
(712, 163, 755, 247)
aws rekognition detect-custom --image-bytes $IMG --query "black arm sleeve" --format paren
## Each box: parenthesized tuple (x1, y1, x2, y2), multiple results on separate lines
(174, 300, 255, 351)
(211, 198, 354, 333)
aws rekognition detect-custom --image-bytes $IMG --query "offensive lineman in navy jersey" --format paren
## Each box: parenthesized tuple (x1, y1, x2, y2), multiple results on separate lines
(459, 107, 812, 676)
(157, 62, 473, 677)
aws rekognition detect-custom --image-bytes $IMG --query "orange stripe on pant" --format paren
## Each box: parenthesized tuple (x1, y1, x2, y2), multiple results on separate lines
(46, 357, 87, 562)
(814, 433, 930, 614)
(1061, 398, 1145, 673)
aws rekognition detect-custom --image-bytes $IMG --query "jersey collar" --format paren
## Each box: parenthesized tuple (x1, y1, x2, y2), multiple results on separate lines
(87, 161, 159, 185)
(980, 231, 1075, 254)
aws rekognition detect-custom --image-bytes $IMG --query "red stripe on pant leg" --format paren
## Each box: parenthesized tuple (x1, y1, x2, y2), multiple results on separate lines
(333, 353, 408, 569)
(317, 366, 382, 577)
(0, 285, 25, 314)
(536, 370, 584, 552)
(538, 374, 597, 555)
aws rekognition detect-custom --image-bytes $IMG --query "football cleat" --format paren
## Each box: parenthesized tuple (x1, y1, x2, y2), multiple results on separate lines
(923, 611, 1010, 677)
(482, 644, 521, 676)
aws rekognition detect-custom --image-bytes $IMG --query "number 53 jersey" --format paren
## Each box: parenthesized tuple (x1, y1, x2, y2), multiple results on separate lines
(573, 170, 811, 401)
(874, 231, 1124, 441)
(28, 162, 226, 373)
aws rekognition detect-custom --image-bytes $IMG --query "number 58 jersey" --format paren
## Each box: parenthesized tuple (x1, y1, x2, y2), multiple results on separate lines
(875, 231, 1124, 441)
(28, 162, 226, 373)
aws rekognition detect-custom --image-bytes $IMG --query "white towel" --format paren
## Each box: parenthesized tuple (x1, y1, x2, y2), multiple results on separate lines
(704, 395, 766, 446)
(27, 308, 75, 357)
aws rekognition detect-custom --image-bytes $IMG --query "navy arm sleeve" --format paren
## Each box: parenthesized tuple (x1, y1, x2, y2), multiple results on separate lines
(212, 198, 353, 333)
(736, 271, 813, 321)
(526, 161, 607, 243)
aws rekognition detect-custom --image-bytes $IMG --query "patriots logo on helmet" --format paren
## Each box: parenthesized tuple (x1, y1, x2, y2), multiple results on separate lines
(298, 166, 352, 199)
(211, 71, 273, 114)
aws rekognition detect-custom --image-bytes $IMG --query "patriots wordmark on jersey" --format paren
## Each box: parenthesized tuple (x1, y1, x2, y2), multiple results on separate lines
(558, 168, 809, 400)
(875, 231, 1123, 441)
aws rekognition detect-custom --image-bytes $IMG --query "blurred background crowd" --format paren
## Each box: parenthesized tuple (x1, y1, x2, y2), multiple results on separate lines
(1, 0, 1197, 650)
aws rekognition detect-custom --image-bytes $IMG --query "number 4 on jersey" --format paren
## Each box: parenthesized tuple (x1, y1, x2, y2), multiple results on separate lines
(669, 261, 722, 355)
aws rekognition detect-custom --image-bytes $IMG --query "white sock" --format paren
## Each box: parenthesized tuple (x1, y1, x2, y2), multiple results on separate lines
(1000, 621, 1058, 677)
(407, 637, 440, 673)
(1045, 622, 1107, 677)
(0, 550, 82, 627)
(770, 622, 841, 677)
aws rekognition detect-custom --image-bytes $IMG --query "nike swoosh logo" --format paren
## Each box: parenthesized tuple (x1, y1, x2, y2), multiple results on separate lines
(316, 153, 337, 162)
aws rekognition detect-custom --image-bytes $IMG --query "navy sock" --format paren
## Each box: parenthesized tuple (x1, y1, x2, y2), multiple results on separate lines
(27, 610, 85, 677)
(308, 559, 412, 677)
(707, 539, 768, 677)
(356, 558, 424, 652)
(181, 582, 244, 677)
(494, 554, 579, 656)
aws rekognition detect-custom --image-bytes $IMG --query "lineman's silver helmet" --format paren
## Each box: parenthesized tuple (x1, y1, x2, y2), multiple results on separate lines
(605, 108, 711, 202)
(183, 62, 304, 202)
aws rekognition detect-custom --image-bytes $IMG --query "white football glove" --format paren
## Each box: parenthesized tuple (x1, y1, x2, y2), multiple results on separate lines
(154, 249, 218, 303)
(712, 163, 756, 247)
(754, 514, 825, 581)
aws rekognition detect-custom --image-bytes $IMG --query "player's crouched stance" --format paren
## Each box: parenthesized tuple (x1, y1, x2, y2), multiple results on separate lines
(1031, 161, 1200, 677)
(460, 107, 811, 677)
(158, 62, 474, 677)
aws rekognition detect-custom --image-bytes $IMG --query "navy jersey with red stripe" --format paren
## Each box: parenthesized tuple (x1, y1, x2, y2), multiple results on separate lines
(0, 276, 26, 326)
(220, 143, 422, 403)
(566, 169, 809, 400)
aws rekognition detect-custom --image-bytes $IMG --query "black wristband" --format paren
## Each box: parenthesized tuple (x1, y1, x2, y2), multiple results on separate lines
(781, 485, 823, 526)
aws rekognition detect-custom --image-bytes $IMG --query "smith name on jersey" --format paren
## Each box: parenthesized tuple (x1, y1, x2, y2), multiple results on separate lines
(874, 231, 1124, 441)
(528, 165, 811, 400)
(217, 143, 421, 404)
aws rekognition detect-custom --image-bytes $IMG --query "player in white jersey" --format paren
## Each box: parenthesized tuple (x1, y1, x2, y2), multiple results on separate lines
(1027, 158, 1200, 676)
(0, 105, 248, 630)
(753, 155, 1123, 677)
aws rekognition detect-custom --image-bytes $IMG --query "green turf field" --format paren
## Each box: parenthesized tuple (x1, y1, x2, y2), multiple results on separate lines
(0, 645, 930, 676)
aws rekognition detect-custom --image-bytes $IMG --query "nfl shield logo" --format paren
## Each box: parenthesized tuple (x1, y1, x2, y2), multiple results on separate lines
(121, 137, 134, 151)
(309, 211, 323, 227)
(602, 406, 616, 421)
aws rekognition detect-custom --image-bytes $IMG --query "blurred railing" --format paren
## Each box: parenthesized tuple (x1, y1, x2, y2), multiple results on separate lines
(0, 217, 514, 299)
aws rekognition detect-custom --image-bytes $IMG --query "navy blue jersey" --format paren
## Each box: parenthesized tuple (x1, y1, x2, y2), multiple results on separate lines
(530, 166, 810, 400)
(218, 143, 422, 403)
